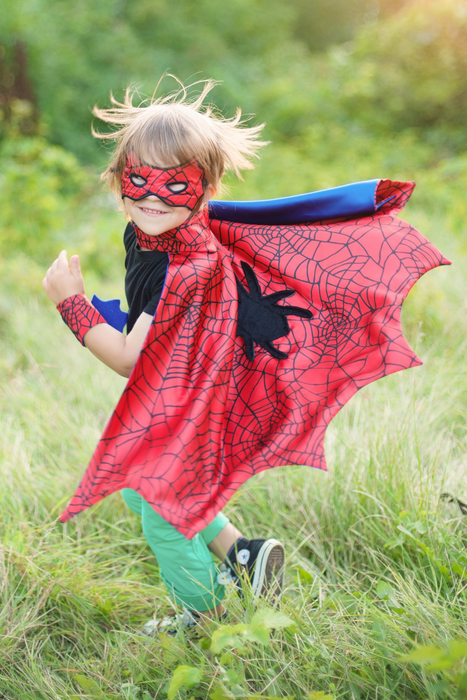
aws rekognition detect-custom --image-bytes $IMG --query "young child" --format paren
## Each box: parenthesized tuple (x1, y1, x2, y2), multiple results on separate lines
(43, 79, 447, 634)
(43, 81, 286, 631)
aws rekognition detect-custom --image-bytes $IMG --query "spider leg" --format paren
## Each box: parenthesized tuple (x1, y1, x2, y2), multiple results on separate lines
(261, 340, 289, 359)
(277, 305, 313, 319)
(243, 336, 255, 361)
(235, 275, 248, 300)
(240, 261, 262, 298)
(265, 289, 296, 304)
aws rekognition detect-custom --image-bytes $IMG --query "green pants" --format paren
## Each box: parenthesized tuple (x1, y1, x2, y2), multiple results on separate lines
(122, 489, 229, 612)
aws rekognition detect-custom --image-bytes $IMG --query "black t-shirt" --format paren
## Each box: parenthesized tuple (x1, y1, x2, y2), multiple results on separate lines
(124, 223, 169, 333)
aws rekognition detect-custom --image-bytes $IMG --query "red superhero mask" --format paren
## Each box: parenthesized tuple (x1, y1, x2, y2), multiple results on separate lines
(121, 156, 205, 210)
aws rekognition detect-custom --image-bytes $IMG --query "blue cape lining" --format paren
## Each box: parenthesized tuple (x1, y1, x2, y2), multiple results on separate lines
(209, 179, 385, 225)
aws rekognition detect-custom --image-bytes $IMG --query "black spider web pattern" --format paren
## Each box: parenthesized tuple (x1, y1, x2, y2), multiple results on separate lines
(60, 181, 449, 538)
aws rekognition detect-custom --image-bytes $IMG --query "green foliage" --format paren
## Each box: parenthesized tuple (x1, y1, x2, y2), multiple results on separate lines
(0, 0, 304, 162)
(2, 0, 460, 166)
(327, 0, 467, 149)
(401, 642, 467, 697)
(0, 132, 92, 262)
(210, 609, 294, 654)
(292, 0, 376, 51)
(167, 665, 203, 699)
(74, 674, 110, 698)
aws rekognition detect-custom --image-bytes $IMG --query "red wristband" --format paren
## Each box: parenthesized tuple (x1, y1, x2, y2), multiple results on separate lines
(57, 294, 106, 346)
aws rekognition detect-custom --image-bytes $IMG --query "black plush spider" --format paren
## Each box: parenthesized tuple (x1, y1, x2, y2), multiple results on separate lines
(235, 261, 313, 361)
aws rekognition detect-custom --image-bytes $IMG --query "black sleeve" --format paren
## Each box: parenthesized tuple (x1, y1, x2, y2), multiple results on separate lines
(144, 292, 163, 317)
(142, 274, 166, 317)
(123, 222, 134, 252)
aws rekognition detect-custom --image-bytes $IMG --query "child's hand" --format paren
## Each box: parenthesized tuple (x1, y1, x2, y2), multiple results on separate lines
(42, 250, 85, 305)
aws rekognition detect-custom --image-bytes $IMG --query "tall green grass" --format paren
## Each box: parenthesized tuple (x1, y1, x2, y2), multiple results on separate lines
(0, 188, 466, 699)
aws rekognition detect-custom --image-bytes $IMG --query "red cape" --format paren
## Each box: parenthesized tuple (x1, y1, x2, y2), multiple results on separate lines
(60, 179, 448, 537)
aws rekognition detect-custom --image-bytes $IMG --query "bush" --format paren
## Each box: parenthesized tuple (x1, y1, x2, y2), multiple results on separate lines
(329, 0, 467, 150)
(0, 131, 92, 262)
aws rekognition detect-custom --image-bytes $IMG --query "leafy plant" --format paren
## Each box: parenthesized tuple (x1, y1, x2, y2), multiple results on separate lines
(401, 642, 467, 698)
(167, 665, 203, 699)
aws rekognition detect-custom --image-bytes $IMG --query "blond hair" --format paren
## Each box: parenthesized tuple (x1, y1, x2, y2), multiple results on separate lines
(92, 78, 268, 199)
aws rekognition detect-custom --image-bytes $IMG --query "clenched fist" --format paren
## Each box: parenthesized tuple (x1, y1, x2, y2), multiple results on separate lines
(43, 250, 85, 305)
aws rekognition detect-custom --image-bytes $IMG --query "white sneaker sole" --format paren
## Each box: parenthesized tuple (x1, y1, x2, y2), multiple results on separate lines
(140, 610, 198, 638)
(250, 539, 285, 600)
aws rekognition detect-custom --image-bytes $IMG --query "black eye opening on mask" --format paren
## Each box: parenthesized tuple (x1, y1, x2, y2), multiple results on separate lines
(166, 181, 188, 193)
(129, 173, 148, 187)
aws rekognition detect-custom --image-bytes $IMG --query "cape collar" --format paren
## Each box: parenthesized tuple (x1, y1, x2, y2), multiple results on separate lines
(132, 207, 212, 253)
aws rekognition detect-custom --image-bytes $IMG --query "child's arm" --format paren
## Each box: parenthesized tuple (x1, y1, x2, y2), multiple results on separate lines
(83, 313, 153, 377)
(43, 250, 153, 378)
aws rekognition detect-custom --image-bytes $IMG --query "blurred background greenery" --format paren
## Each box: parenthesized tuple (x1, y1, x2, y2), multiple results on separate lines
(1, 0, 467, 281)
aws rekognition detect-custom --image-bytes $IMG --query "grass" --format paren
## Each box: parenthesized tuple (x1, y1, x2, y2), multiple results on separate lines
(0, 199, 466, 699)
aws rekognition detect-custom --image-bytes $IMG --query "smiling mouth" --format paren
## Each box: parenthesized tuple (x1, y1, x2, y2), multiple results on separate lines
(139, 206, 168, 216)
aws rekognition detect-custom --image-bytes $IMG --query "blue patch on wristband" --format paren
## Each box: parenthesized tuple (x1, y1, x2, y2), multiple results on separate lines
(91, 295, 129, 332)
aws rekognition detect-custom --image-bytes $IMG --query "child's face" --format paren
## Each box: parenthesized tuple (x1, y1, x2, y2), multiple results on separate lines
(122, 153, 211, 237)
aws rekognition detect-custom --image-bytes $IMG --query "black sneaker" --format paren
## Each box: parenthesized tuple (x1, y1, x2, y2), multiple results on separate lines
(220, 537, 285, 601)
